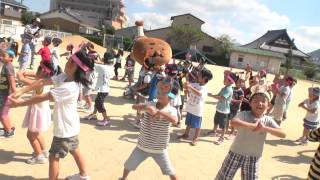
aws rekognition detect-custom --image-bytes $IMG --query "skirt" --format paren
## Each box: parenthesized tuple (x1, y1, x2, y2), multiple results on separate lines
(22, 103, 51, 133)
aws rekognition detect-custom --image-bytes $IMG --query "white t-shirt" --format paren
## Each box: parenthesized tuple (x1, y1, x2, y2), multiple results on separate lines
(50, 73, 80, 138)
(303, 99, 320, 122)
(143, 72, 152, 84)
(24, 25, 40, 44)
(51, 47, 60, 67)
(275, 85, 290, 106)
(186, 83, 207, 117)
(94, 64, 113, 93)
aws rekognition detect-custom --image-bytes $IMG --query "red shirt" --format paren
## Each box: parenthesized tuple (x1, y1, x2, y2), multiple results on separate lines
(38, 46, 51, 62)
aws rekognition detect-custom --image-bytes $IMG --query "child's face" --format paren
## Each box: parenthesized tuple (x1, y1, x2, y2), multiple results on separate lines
(236, 79, 244, 88)
(157, 93, 170, 105)
(250, 94, 270, 115)
(198, 74, 206, 85)
(0, 53, 10, 63)
(223, 76, 233, 86)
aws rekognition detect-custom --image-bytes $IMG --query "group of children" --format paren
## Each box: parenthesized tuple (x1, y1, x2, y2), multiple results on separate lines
(1, 35, 320, 180)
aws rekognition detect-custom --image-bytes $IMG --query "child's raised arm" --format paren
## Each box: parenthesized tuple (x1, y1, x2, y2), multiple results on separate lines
(11, 78, 52, 99)
(230, 118, 257, 130)
(184, 82, 201, 96)
(307, 128, 320, 142)
(9, 92, 52, 108)
(17, 70, 36, 85)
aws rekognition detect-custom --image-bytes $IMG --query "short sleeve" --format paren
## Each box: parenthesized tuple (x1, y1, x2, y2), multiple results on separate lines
(264, 116, 280, 129)
(5, 63, 15, 76)
(50, 86, 74, 103)
(38, 48, 43, 55)
(167, 106, 177, 118)
(220, 87, 232, 99)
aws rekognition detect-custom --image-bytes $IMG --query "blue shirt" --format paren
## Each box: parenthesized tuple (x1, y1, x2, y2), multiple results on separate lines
(18, 43, 31, 63)
(216, 85, 233, 114)
(148, 74, 161, 102)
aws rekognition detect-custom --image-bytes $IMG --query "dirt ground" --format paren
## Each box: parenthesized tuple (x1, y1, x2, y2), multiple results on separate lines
(0, 36, 319, 180)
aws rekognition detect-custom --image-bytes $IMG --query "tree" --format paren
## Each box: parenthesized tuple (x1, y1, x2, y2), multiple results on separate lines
(21, 11, 35, 25)
(170, 25, 204, 50)
(105, 26, 115, 35)
(284, 49, 293, 75)
(215, 34, 236, 59)
(304, 62, 319, 79)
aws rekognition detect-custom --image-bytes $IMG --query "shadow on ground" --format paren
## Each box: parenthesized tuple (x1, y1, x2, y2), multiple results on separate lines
(273, 149, 315, 165)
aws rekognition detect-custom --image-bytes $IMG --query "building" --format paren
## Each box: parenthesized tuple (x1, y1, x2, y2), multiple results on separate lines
(242, 29, 309, 65)
(0, 0, 27, 38)
(230, 29, 310, 74)
(39, 9, 101, 34)
(0, 0, 27, 26)
(49, 0, 127, 30)
(308, 49, 320, 65)
(230, 46, 285, 74)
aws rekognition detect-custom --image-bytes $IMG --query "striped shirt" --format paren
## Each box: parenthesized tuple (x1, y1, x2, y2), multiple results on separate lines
(307, 128, 320, 179)
(137, 102, 177, 154)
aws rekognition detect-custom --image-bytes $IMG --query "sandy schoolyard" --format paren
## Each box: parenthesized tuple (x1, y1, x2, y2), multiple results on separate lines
(0, 36, 319, 180)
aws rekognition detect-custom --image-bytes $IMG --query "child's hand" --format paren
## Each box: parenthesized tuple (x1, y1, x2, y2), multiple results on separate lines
(253, 121, 266, 132)
(144, 105, 158, 115)
(298, 102, 304, 108)
(8, 96, 23, 108)
(10, 91, 23, 99)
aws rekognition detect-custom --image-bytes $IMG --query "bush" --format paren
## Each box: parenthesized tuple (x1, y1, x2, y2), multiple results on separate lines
(81, 34, 103, 46)
(123, 37, 133, 51)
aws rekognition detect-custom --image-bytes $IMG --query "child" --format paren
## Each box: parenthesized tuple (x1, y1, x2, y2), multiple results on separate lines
(85, 52, 114, 126)
(228, 78, 244, 136)
(270, 76, 294, 125)
(121, 77, 179, 180)
(207, 71, 237, 145)
(37, 36, 52, 64)
(215, 92, 286, 179)
(9, 51, 92, 180)
(121, 54, 135, 86)
(113, 49, 124, 80)
(17, 61, 56, 164)
(283, 78, 297, 120)
(0, 49, 16, 138)
(51, 38, 62, 73)
(18, 38, 31, 70)
(60, 43, 74, 58)
(306, 124, 320, 179)
(296, 87, 320, 145)
(178, 68, 213, 146)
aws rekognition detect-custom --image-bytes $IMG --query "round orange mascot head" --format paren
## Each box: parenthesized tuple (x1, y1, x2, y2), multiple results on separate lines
(132, 21, 172, 70)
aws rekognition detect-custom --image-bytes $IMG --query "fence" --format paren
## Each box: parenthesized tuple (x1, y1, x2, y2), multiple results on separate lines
(39, 29, 72, 39)
(103, 34, 124, 50)
(0, 24, 17, 36)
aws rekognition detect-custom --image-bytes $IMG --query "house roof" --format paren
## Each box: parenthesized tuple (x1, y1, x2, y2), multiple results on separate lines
(232, 46, 286, 59)
(309, 49, 320, 58)
(40, 9, 100, 30)
(242, 29, 309, 58)
(170, 13, 205, 24)
(2, 0, 27, 8)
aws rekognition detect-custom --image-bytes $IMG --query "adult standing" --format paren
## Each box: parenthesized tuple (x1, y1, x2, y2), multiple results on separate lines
(23, 18, 41, 70)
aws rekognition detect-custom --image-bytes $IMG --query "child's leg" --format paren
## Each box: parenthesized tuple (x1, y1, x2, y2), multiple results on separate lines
(241, 155, 259, 180)
(215, 151, 242, 179)
(49, 155, 60, 180)
(27, 130, 42, 156)
(152, 151, 177, 180)
(193, 128, 201, 142)
(122, 147, 149, 179)
(70, 148, 88, 177)
(303, 127, 310, 139)
(0, 116, 12, 132)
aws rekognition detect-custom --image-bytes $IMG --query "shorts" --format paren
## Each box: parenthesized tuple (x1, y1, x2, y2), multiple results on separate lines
(124, 147, 175, 175)
(127, 70, 134, 81)
(214, 111, 229, 129)
(228, 108, 239, 120)
(83, 86, 92, 96)
(94, 92, 108, 113)
(303, 119, 319, 130)
(0, 96, 10, 119)
(271, 104, 285, 122)
(49, 136, 79, 159)
(185, 113, 202, 128)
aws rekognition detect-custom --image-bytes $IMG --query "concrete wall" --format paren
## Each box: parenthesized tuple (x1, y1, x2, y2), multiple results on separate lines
(171, 15, 203, 30)
(230, 51, 282, 74)
(41, 18, 79, 33)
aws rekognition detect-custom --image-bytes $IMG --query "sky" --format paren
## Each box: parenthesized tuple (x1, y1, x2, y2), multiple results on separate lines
(23, 0, 320, 52)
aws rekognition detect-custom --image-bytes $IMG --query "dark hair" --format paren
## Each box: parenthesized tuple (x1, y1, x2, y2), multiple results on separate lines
(73, 51, 95, 88)
(103, 52, 114, 64)
(43, 36, 52, 45)
(52, 38, 62, 46)
(87, 42, 94, 49)
(37, 61, 60, 77)
(201, 68, 213, 83)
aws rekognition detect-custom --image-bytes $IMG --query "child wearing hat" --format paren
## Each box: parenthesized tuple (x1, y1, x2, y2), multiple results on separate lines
(207, 71, 238, 145)
(215, 91, 286, 179)
(121, 77, 179, 180)
(296, 87, 320, 145)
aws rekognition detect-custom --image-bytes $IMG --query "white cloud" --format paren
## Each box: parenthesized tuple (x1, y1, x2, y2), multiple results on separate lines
(129, 0, 320, 52)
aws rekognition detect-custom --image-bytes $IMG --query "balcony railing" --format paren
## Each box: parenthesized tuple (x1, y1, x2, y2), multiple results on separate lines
(0, 24, 16, 36)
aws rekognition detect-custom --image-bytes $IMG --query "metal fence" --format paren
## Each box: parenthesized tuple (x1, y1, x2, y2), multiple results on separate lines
(40, 29, 72, 39)
(103, 34, 124, 50)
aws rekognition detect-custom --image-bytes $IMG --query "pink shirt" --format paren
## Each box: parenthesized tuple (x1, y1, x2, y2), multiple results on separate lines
(38, 46, 51, 62)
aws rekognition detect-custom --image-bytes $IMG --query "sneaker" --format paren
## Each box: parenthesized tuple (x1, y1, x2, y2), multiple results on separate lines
(96, 119, 111, 126)
(299, 139, 308, 145)
(1, 127, 15, 138)
(32, 150, 49, 158)
(214, 137, 224, 145)
(85, 114, 97, 121)
(26, 155, 47, 164)
(66, 173, 90, 180)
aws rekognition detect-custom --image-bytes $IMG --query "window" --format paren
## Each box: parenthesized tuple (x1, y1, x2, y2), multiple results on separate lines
(202, 46, 214, 53)
(2, 19, 12, 25)
(238, 55, 244, 62)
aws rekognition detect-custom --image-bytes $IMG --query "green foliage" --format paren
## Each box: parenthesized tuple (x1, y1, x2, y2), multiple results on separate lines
(123, 37, 133, 50)
(170, 25, 204, 49)
(105, 26, 115, 35)
(215, 34, 236, 58)
(81, 34, 103, 46)
(304, 63, 319, 79)
(20, 11, 34, 25)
